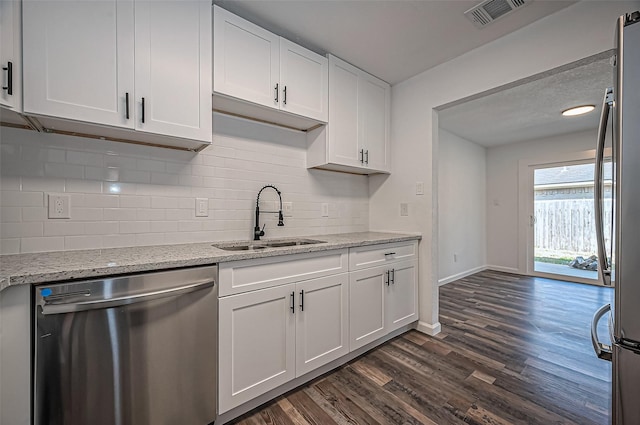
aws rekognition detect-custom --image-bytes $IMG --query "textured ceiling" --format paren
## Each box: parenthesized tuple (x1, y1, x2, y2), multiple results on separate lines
(213, 0, 576, 85)
(438, 57, 614, 147)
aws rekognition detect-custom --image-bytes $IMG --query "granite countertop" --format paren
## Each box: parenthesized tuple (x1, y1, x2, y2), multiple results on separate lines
(0, 232, 421, 291)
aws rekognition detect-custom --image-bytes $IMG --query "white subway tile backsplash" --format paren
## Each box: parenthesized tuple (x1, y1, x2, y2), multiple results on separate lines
(43, 221, 85, 237)
(0, 238, 20, 254)
(103, 208, 137, 221)
(84, 194, 119, 208)
(72, 207, 104, 221)
(45, 162, 84, 179)
(136, 209, 165, 221)
(1, 207, 21, 222)
(102, 234, 136, 249)
(1, 191, 44, 207)
(119, 221, 150, 234)
(120, 195, 151, 209)
(84, 221, 119, 235)
(0, 115, 369, 253)
(64, 235, 102, 251)
(21, 236, 65, 253)
(66, 179, 103, 193)
(2, 222, 43, 238)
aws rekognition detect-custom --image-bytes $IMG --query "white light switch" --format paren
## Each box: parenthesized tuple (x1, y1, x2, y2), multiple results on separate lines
(400, 203, 409, 217)
(48, 194, 71, 219)
(321, 203, 329, 217)
(195, 198, 208, 217)
(283, 202, 293, 217)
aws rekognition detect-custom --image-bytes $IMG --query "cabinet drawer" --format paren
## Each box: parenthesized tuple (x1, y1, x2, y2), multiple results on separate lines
(349, 241, 417, 271)
(219, 249, 348, 296)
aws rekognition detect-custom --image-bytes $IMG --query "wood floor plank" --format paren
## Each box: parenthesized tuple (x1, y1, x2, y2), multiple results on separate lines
(229, 271, 612, 425)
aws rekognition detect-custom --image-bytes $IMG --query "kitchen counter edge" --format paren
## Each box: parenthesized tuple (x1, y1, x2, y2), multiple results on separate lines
(0, 232, 421, 291)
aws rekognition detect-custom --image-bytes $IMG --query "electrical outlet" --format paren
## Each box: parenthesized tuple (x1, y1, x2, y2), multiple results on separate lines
(321, 203, 329, 217)
(400, 203, 409, 217)
(48, 194, 71, 219)
(195, 198, 208, 217)
(283, 202, 293, 217)
(416, 181, 424, 195)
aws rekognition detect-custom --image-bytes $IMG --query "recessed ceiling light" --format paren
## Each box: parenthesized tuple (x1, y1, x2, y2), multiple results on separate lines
(562, 105, 595, 116)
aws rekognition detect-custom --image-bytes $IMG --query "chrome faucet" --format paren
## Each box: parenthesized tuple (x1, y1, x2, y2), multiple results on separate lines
(254, 185, 284, 240)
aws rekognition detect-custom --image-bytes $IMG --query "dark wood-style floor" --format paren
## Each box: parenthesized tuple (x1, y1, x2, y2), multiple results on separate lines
(231, 270, 614, 425)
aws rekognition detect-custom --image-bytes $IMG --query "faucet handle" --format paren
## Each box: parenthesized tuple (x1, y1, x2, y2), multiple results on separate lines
(259, 224, 266, 236)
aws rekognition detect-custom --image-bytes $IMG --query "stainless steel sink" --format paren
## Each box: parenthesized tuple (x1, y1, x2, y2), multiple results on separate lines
(213, 239, 325, 251)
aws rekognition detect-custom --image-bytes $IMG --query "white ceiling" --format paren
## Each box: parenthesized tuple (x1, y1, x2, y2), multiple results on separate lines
(438, 56, 614, 147)
(214, 0, 577, 85)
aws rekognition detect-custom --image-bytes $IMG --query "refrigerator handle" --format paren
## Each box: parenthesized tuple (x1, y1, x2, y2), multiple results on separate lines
(594, 87, 614, 286)
(591, 303, 613, 361)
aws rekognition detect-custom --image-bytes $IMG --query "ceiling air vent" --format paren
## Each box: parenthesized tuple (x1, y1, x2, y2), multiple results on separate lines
(464, 0, 532, 28)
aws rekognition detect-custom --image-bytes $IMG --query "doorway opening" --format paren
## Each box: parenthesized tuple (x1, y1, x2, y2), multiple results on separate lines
(531, 160, 612, 283)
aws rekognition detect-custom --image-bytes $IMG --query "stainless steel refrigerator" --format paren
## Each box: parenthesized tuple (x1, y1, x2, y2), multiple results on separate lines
(591, 10, 640, 425)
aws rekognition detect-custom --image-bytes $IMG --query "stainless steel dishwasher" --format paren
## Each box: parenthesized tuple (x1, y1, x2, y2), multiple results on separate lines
(34, 266, 218, 425)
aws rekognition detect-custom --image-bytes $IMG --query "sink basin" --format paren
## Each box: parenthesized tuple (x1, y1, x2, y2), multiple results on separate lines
(213, 239, 325, 251)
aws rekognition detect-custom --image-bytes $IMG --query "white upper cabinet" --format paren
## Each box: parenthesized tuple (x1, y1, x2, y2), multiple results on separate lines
(307, 55, 391, 175)
(326, 56, 360, 167)
(22, 0, 211, 146)
(279, 38, 328, 122)
(359, 72, 390, 172)
(213, 5, 328, 128)
(0, 0, 22, 112)
(213, 6, 279, 110)
(134, 0, 211, 141)
(23, 0, 134, 128)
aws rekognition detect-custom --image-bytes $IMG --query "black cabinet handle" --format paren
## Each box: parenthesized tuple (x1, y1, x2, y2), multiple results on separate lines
(274, 83, 279, 103)
(365, 150, 369, 165)
(391, 268, 395, 285)
(359, 149, 364, 164)
(2, 62, 12, 95)
(300, 290, 304, 311)
(125, 92, 130, 119)
(385, 270, 390, 286)
(290, 291, 295, 313)
(141, 97, 145, 123)
(283, 86, 287, 105)
(384, 252, 396, 256)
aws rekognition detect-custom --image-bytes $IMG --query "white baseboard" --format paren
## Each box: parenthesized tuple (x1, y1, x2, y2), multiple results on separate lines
(416, 321, 441, 336)
(486, 265, 523, 275)
(438, 265, 487, 286)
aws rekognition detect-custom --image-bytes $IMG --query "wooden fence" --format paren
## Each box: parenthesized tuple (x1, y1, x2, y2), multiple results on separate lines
(534, 198, 613, 254)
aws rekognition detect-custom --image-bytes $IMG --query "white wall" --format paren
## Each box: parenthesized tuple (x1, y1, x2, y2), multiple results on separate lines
(486, 129, 597, 272)
(0, 114, 369, 253)
(437, 130, 486, 284)
(369, 1, 639, 334)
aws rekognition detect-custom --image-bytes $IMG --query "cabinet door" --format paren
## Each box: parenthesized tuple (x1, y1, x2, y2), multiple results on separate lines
(327, 55, 361, 167)
(349, 265, 387, 351)
(359, 73, 390, 172)
(219, 284, 296, 413)
(0, 0, 21, 111)
(295, 273, 349, 377)
(22, 0, 134, 128)
(386, 260, 418, 332)
(134, 0, 211, 142)
(213, 5, 279, 110)
(279, 38, 327, 122)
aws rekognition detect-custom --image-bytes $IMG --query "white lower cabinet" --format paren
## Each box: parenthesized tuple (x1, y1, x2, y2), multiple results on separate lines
(349, 265, 387, 351)
(218, 241, 418, 416)
(219, 284, 296, 412)
(386, 260, 419, 332)
(219, 272, 349, 413)
(349, 246, 419, 350)
(295, 273, 349, 376)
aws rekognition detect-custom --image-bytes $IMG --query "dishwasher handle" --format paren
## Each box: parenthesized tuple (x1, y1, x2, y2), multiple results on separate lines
(41, 279, 215, 315)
